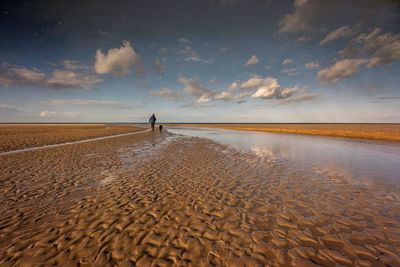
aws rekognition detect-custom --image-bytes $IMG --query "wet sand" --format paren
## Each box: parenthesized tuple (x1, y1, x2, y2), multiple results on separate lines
(166, 123, 400, 142)
(0, 124, 144, 153)
(1, 127, 400, 266)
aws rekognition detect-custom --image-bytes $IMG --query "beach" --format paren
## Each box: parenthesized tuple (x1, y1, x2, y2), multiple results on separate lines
(166, 123, 400, 142)
(1, 124, 400, 266)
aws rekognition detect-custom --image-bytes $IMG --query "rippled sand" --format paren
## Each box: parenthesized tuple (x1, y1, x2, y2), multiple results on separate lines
(0, 124, 144, 153)
(167, 123, 400, 142)
(1, 130, 399, 266)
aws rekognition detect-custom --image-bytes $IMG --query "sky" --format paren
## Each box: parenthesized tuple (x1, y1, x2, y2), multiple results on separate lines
(0, 0, 399, 123)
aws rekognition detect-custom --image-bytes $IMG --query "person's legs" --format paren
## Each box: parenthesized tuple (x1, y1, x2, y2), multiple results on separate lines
(151, 123, 155, 131)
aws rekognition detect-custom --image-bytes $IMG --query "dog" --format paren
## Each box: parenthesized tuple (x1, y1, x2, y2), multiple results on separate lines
(159, 125, 163, 132)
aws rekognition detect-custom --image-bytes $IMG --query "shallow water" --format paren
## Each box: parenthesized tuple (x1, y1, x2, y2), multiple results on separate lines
(168, 127, 400, 185)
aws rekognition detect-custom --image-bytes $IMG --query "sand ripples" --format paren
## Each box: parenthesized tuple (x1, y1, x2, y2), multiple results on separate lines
(1, 132, 399, 266)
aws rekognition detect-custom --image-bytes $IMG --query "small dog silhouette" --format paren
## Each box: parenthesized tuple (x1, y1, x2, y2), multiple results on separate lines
(159, 125, 163, 132)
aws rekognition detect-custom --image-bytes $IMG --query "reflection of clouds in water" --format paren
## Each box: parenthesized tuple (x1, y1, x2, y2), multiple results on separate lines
(250, 147, 275, 158)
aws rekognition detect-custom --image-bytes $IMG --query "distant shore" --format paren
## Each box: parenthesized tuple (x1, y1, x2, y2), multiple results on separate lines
(166, 123, 400, 142)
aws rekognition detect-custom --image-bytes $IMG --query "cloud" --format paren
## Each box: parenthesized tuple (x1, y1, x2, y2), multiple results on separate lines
(236, 75, 301, 100)
(268, 92, 320, 106)
(48, 99, 128, 108)
(178, 76, 214, 103)
(305, 62, 320, 69)
(150, 88, 183, 101)
(296, 36, 312, 43)
(278, 0, 313, 33)
(178, 38, 192, 44)
(240, 76, 265, 89)
(282, 58, 294, 65)
(278, 0, 397, 34)
(0, 63, 45, 86)
(178, 45, 209, 63)
(252, 81, 300, 100)
(317, 59, 367, 83)
(153, 59, 165, 74)
(46, 70, 102, 89)
(349, 28, 400, 67)
(281, 67, 299, 76)
(94, 40, 139, 77)
(245, 55, 259, 67)
(320, 25, 359, 45)
(62, 60, 87, 70)
(0, 63, 101, 89)
(39, 111, 78, 118)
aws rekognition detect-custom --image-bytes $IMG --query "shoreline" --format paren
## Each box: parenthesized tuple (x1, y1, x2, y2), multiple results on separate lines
(166, 123, 400, 142)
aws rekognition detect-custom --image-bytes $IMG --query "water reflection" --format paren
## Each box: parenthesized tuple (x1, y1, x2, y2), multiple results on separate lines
(168, 127, 400, 184)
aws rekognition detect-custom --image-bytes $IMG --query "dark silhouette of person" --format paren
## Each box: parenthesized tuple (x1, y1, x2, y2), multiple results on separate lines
(149, 114, 156, 131)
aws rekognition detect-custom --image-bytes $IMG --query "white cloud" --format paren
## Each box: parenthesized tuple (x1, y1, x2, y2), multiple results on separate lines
(240, 76, 265, 89)
(320, 25, 358, 45)
(0, 63, 45, 86)
(282, 58, 294, 65)
(150, 88, 183, 100)
(46, 70, 101, 89)
(0, 63, 101, 89)
(245, 54, 259, 67)
(305, 62, 320, 69)
(269, 92, 320, 106)
(178, 76, 214, 103)
(94, 40, 139, 77)
(39, 111, 78, 118)
(317, 59, 367, 84)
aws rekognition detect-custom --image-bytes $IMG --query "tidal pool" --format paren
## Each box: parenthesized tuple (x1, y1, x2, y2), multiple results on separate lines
(168, 127, 400, 185)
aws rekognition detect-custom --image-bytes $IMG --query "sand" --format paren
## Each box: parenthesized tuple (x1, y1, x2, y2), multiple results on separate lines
(0, 124, 144, 153)
(1, 126, 400, 266)
(166, 123, 400, 142)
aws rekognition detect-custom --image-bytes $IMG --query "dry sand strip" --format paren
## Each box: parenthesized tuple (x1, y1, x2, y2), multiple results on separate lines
(0, 128, 151, 157)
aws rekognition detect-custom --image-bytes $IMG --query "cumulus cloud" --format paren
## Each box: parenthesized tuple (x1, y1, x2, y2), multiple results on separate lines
(317, 59, 367, 84)
(0, 63, 101, 89)
(94, 40, 139, 77)
(305, 62, 320, 69)
(178, 76, 214, 103)
(251, 77, 301, 99)
(150, 88, 183, 101)
(245, 54, 259, 67)
(320, 25, 359, 45)
(282, 58, 294, 65)
(237, 75, 303, 100)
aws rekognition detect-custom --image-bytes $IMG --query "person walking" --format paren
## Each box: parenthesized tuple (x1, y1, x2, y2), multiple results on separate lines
(149, 114, 156, 131)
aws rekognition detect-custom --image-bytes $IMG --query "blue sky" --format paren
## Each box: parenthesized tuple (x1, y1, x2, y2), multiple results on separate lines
(0, 0, 399, 122)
